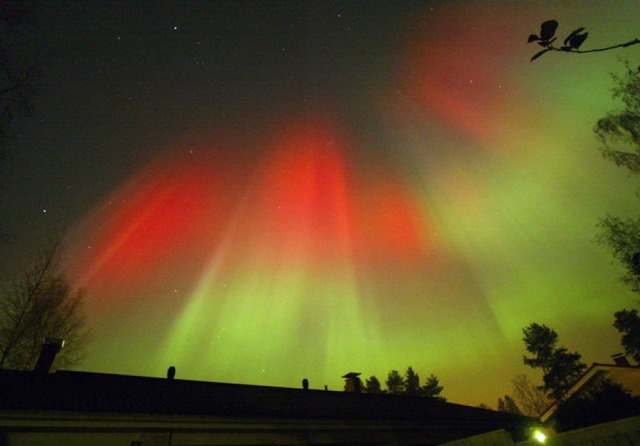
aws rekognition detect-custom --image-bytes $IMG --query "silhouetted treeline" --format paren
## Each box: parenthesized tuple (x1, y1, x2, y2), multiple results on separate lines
(363, 367, 445, 401)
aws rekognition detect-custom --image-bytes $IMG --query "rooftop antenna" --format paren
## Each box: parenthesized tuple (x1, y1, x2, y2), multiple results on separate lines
(33, 338, 65, 375)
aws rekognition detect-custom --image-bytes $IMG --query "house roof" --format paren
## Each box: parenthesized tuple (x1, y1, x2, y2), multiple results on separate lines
(0, 368, 530, 430)
(540, 363, 640, 422)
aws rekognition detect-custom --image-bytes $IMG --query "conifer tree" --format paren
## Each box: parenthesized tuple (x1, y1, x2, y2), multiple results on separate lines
(403, 366, 421, 396)
(422, 374, 445, 401)
(523, 323, 586, 399)
(385, 370, 404, 395)
(364, 375, 382, 394)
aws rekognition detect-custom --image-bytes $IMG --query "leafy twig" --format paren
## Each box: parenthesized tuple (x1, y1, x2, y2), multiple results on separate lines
(528, 19, 640, 62)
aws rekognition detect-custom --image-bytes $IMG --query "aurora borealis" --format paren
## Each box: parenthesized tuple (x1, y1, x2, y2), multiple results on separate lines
(3, 0, 640, 406)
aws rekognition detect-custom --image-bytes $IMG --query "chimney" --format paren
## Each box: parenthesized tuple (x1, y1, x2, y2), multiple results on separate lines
(342, 372, 362, 393)
(612, 353, 631, 366)
(33, 338, 65, 374)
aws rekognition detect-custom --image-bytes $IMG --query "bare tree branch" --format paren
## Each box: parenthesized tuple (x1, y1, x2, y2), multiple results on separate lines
(0, 238, 91, 370)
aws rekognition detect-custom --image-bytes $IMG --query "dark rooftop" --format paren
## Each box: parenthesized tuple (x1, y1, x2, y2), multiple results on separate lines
(0, 368, 533, 441)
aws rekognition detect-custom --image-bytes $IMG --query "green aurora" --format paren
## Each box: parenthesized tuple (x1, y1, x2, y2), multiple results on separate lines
(9, 1, 639, 406)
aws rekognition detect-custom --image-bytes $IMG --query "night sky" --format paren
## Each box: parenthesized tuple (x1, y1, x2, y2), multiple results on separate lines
(2, 0, 640, 407)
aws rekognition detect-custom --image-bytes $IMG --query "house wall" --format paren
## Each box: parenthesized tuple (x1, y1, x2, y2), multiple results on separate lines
(440, 429, 514, 446)
(0, 411, 498, 446)
(1, 432, 153, 446)
(0, 427, 394, 446)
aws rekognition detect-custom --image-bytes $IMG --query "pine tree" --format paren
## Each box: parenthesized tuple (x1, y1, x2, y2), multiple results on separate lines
(385, 370, 404, 395)
(422, 374, 445, 401)
(403, 366, 421, 396)
(523, 323, 586, 399)
(364, 375, 382, 394)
